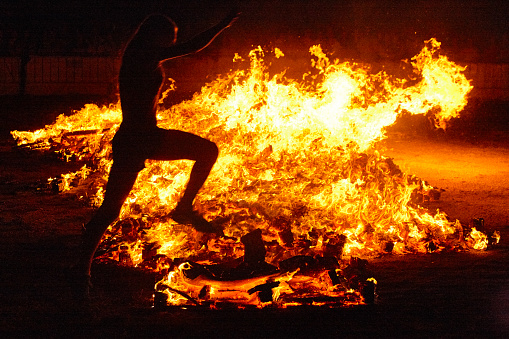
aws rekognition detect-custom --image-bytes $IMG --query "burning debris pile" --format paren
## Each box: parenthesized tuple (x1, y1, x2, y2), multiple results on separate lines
(12, 39, 499, 308)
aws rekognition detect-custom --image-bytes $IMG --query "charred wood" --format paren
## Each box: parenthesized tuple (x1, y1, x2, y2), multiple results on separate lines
(360, 279, 377, 304)
(279, 255, 339, 274)
(248, 281, 280, 303)
(241, 229, 266, 265)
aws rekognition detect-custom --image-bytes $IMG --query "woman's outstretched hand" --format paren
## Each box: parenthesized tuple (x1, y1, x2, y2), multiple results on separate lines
(222, 8, 241, 28)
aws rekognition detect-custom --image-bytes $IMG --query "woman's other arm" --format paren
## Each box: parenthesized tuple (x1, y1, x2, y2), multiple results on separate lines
(158, 10, 239, 62)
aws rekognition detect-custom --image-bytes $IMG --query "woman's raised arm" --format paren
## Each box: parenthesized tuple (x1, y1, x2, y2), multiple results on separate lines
(158, 10, 239, 62)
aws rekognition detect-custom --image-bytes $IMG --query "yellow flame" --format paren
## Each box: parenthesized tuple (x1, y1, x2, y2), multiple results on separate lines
(11, 39, 492, 307)
(467, 227, 488, 250)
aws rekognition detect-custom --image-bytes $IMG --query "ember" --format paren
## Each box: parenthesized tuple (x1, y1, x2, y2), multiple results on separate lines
(11, 39, 498, 308)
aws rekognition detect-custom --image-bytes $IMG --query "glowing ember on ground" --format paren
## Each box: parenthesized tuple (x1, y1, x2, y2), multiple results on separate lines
(11, 39, 499, 308)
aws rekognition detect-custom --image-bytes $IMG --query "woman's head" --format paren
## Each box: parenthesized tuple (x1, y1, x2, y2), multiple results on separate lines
(135, 14, 178, 47)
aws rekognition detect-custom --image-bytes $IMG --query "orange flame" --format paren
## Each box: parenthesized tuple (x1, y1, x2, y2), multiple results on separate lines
(12, 39, 492, 307)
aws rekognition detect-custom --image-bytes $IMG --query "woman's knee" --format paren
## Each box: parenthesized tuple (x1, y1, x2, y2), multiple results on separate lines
(206, 141, 219, 161)
(199, 140, 218, 166)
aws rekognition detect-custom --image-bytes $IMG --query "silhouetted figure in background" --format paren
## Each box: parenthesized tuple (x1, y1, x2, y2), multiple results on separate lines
(68, 11, 238, 301)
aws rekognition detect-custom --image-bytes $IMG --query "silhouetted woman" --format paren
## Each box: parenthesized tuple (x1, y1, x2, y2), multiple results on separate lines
(69, 11, 238, 300)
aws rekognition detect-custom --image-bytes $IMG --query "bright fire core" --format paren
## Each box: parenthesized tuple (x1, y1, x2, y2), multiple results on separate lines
(12, 39, 493, 307)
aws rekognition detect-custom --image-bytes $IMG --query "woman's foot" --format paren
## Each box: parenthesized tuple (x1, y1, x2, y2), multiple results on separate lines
(171, 208, 224, 236)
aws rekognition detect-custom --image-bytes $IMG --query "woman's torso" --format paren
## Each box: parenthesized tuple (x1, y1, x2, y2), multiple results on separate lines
(118, 41, 164, 128)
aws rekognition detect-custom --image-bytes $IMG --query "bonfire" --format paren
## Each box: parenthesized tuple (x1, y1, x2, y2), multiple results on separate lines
(11, 38, 499, 308)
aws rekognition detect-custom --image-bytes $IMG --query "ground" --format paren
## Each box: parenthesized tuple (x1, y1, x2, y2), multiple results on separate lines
(0, 96, 508, 338)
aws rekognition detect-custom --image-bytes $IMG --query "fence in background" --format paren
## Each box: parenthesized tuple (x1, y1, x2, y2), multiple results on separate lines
(0, 56, 119, 96)
(0, 57, 19, 95)
(0, 56, 508, 99)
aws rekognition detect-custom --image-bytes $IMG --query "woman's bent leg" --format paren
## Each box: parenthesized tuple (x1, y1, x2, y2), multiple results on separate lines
(177, 138, 218, 211)
(150, 129, 219, 210)
(149, 129, 221, 233)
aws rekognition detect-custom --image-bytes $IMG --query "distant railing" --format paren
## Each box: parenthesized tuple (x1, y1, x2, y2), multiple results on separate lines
(0, 56, 508, 99)
(0, 57, 19, 95)
(0, 56, 119, 96)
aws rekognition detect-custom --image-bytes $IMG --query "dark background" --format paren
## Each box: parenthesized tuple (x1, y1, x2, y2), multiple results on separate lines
(1, 0, 507, 61)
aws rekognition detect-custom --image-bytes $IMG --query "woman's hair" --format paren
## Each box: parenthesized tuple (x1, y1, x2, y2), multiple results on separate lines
(130, 14, 178, 47)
